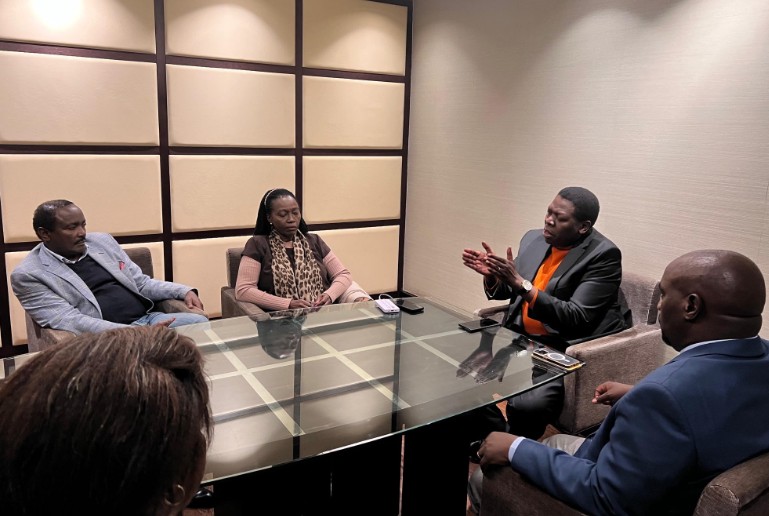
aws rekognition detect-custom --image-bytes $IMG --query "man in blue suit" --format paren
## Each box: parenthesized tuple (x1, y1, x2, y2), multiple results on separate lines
(12, 199, 208, 335)
(474, 249, 769, 515)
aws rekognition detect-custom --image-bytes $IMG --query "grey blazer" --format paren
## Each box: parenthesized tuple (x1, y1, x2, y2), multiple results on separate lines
(11, 232, 193, 335)
(487, 228, 628, 343)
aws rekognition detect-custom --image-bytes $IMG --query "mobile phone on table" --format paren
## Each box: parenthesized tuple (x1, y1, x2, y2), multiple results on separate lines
(531, 347, 583, 371)
(396, 298, 424, 314)
(458, 318, 502, 333)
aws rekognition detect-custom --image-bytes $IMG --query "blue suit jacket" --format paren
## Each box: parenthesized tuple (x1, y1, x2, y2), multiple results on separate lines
(488, 228, 628, 344)
(11, 233, 193, 334)
(512, 337, 769, 515)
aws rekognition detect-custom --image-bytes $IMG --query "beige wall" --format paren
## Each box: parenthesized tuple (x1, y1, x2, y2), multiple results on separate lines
(0, 0, 408, 348)
(406, 0, 769, 334)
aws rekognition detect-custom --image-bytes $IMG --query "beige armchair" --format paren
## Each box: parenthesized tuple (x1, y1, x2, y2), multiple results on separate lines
(481, 448, 769, 515)
(220, 247, 372, 319)
(24, 247, 208, 352)
(478, 271, 666, 435)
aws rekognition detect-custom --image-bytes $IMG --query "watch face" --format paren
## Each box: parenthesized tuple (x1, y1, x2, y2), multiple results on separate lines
(521, 280, 532, 292)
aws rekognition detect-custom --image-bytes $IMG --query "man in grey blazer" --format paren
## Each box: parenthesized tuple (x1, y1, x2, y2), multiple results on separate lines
(475, 250, 769, 515)
(11, 200, 208, 335)
(462, 186, 628, 440)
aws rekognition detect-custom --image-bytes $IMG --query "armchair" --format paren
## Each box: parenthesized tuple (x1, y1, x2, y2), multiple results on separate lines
(24, 246, 208, 352)
(478, 271, 666, 435)
(220, 247, 372, 319)
(221, 247, 268, 319)
(556, 271, 665, 435)
(481, 448, 769, 515)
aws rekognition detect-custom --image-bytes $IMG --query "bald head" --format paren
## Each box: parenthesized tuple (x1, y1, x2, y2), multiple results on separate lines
(659, 250, 765, 349)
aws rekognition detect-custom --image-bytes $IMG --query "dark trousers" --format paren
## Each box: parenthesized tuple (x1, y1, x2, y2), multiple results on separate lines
(506, 374, 565, 438)
(466, 374, 565, 441)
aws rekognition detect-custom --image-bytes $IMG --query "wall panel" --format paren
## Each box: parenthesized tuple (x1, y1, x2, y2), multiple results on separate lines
(0, 155, 163, 242)
(166, 0, 294, 64)
(303, 156, 401, 223)
(0, 0, 155, 52)
(173, 236, 251, 318)
(303, 76, 404, 149)
(5, 251, 30, 346)
(0, 51, 159, 145)
(167, 65, 295, 147)
(170, 155, 295, 232)
(316, 226, 399, 294)
(304, 0, 407, 75)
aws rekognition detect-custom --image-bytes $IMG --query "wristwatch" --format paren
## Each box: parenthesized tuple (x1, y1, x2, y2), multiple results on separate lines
(518, 279, 533, 295)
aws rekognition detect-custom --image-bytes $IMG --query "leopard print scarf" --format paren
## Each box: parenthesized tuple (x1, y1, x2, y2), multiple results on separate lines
(268, 230, 325, 302)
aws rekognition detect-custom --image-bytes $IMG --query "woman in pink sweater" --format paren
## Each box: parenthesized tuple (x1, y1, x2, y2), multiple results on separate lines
(235, 188, 370, 311)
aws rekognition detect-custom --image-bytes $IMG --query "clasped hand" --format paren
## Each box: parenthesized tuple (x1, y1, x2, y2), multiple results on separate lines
(462, 242, 522, 287)
(288, 293, 332, 310)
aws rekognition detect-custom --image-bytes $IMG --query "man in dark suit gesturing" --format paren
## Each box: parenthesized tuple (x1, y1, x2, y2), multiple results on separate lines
(475, 250, 769, 515)
(462, 186, 628, 440)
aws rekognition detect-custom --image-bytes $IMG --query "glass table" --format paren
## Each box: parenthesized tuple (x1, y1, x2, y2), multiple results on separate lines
(173, 297, 582, 515)
(0, 297, 581, 515)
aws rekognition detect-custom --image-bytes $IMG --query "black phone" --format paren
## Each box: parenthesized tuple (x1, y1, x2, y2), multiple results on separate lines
(531, 347, 582, 371)
(396, 298, 424, 314)
(458, 318, 502, 333)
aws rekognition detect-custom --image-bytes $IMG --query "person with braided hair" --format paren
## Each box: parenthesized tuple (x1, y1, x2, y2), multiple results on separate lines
(235, 188, 371, 311)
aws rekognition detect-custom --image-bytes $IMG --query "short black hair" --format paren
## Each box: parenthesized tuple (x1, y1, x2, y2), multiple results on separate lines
(557, 187, 600, 225)
(253, 188, 309, 236)
(32, 199, 74, 233)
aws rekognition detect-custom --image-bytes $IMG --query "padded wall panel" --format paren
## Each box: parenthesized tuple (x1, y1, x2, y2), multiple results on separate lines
(303, 76, 404, 149)
(167, 65, 295, 147)
(5, 251, 29, 345)
(303, 156, 401, 223)
(122, 241, 165, 281)
(0, 154, 162, 242)
(304, 0, 407, 75)
(170, 155, 295, 232)
(166, 0, 294, 65)
(315, 226, 399, 294)
(6, 241, 164, 345)
(172, 236, 251, 318)
(0, 51, 159, 145)
(0, 0, 155, 52)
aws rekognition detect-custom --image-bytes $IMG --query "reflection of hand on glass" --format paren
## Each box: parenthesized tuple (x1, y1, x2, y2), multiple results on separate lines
(457, 330, 495, 378)
(476, 345, 517, 384)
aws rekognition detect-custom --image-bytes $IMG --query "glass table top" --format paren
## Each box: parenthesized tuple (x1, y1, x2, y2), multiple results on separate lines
(0, 297, 581, 484)
(174, 297, 576, 483)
